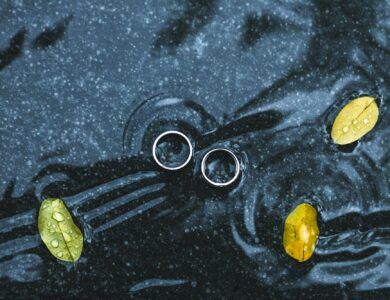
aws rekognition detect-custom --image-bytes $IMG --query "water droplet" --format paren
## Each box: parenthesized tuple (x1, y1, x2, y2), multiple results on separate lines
(363, 118, 369, 124)
(352, 119, 358, 124)
(57, 252, 63, 258)
(49, 228, 55, 233)
(51, 239, 59, 248)
(342, 126, 349, 133)
(63, 232, 72, 242)
(52, 212, 65, 222)
(52, 199, 60, 208)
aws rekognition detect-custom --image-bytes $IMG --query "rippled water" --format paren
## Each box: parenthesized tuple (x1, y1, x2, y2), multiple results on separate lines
(0, 0, 389, 298)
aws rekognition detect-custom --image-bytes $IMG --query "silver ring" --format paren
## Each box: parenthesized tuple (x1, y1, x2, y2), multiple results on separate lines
(152, 131, 193, 170)
(201, 148, 240, 187)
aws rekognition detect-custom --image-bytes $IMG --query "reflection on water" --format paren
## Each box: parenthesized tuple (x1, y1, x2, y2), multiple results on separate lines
(0, 0, 389, 298)
(1, 93, 388, 296)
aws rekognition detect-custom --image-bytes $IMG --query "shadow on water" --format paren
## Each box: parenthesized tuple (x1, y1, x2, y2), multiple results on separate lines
(0, 14, 73, 71)
(31, 15, 74, 50)
(0, 28, 27, 71)
(151, 0, 217, 55)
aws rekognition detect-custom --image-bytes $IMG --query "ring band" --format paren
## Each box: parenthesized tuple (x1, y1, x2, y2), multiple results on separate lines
(152, 131, 193, 170)
(201, 148, 240, 187)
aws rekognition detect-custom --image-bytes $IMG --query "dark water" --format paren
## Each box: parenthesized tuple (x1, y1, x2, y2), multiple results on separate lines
(0, 0, 389, 298)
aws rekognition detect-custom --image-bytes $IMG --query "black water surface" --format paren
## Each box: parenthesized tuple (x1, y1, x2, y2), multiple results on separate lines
(0, 0, 389, 298)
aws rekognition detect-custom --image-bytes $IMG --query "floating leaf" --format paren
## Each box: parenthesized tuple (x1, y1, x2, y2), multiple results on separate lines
(38, 198, 83, 262)
(331, 96, 379, 145)
(283, 203, 319, 262)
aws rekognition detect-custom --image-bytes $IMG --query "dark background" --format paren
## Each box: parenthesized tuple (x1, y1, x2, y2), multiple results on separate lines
(0, 0, 389, 298)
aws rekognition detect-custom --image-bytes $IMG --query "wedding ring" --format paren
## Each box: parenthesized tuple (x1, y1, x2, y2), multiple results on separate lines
(201, 148, 240, 187)
(152, 131, 193, 170)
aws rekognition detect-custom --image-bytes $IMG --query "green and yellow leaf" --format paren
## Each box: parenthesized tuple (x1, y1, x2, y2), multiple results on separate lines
(38, 198, 83, 262)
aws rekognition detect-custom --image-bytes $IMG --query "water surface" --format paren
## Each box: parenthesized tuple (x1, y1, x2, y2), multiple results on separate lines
(0, 0, 389, 298)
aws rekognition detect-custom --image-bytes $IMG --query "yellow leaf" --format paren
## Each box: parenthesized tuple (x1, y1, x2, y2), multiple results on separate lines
(331, 96, 379, 145)
(38, 198, 83, 262)
(283, 203, 319, 262)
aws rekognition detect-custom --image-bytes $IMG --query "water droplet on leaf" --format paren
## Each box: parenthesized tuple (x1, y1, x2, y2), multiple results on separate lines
(52, 211, 65, 222)
(63, 232, 72, 242)
(50, 239, 59, 248)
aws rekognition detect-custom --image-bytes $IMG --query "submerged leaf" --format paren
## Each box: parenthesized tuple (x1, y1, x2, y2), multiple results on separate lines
(38, 198, 83, 262)
(331, 96, 379, 145)
(283, 203, 319, 262)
